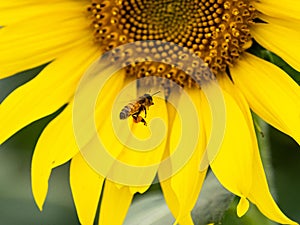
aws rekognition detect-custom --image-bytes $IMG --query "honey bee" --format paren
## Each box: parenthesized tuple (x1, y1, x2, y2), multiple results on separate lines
(119, 91, 160, 126)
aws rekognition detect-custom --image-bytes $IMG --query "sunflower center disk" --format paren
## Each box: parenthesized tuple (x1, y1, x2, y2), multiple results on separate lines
(88, 0, 256, 88)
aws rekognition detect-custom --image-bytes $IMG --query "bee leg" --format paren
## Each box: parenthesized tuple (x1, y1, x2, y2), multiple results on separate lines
(132, 114, 147, 126)
(140, 117, 147, 126)
(142, 105, 147, 118)
(132, 114, 139, 123)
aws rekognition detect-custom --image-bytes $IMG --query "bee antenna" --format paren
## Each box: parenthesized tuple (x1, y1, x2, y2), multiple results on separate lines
(151, 91, 160, 96)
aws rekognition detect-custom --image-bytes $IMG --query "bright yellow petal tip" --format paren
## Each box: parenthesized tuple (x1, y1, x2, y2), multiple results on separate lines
(237, 197, 250, 217)
(70, 153, 104, 225)
(98, 181, 134, 225)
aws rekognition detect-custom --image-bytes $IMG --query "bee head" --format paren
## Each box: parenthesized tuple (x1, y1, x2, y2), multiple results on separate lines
(144, 94, 154, 104)
(145, 94, 153, 100)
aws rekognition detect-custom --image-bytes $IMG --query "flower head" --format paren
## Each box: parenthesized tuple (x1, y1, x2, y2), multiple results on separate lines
(0, 0, 300, 225)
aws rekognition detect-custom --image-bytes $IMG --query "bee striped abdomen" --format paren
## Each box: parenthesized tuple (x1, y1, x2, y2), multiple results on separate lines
(120, 104, 135, 119)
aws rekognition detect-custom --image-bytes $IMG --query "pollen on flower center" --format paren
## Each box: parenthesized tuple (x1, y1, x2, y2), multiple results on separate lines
(88, 0, 256, 88)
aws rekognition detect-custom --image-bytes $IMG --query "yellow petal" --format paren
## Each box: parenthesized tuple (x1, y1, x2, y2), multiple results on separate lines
(77, 74, 167, 190)
(160, 89, 207, 224)
(174, 215, 194, 225)
(159, 100, 180, 218)
(237, 197, 249, 217)
(73, 69, 126, 150)
(160, 181, 180, 222)
(251, 23, 300, 71)
(75, 71, 137, 186)
(217, 74, 254, 132)
(110, 96, 168, 192)
(31, 103, 79, 210)
(0, 9, 92, 77)
(254, 0, 300, 22)
(0, 1, 85, 25)
(219, 76, 297, 224)
(98, 181, 134, 225)
(0, 43, 99, 144)
(246, 148, 298, 224)
(257, 13, 300, 30)
(247, 147, 298, 224)
(231, 53, 300, 145)
(208, 86, 253, 198)
(70, 153, 104, 225)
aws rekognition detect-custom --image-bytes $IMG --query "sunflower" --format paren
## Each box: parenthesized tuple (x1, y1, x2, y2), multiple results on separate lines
(0, 0, 300, 225)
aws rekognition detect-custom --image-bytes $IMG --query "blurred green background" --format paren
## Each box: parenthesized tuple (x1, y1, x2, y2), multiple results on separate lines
(0, 47, 299, 225)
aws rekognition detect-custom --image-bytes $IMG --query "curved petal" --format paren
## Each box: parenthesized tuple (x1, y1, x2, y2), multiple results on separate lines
(76, 76, 167, 191)
(159, 98, 183, 220)
(208, 83, 253, 200)
(160, 89, 207, 224)
(98, 181, 134, 225)
(0, 1, 87, 25)
(111, 96, 168, 193)
(231, 53, 300, 145)
(0, 43, 99, 144)
(70, 153, 104, 225)
(254, 0, 300, 22)
(76, 71, 136, 185)
(237, 197, 249, 217)
(73, 69, 126, 152)
(159, 180, 179, 223)
(251, 22, 300, 71)
(247, 149, 298, 224)
(74, 72, 167, 193)
(31, 103, 79, 210)
(219, 76, 297, 224)
(257, 13, 300, 30)
(0, 8, 92, 77)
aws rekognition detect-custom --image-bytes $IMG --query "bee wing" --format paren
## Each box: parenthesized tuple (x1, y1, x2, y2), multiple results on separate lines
(118, 93, 143, 104)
